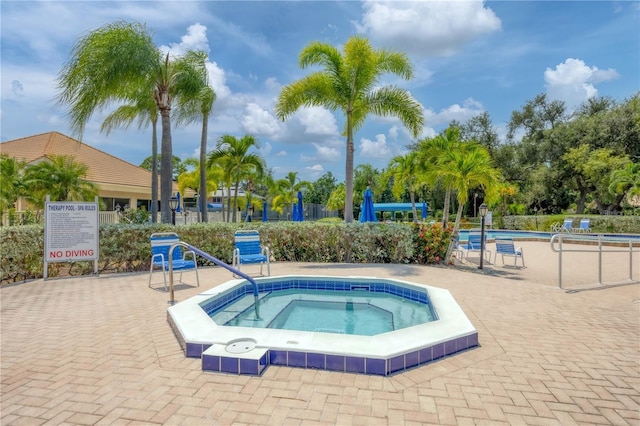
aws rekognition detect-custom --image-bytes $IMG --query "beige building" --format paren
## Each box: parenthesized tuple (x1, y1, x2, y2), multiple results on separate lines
(0, 131, 182, 212)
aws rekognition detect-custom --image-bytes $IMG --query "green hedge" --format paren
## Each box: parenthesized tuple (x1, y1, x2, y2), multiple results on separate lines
(0, 222, 452, 283)
(4, 216, 636, 283)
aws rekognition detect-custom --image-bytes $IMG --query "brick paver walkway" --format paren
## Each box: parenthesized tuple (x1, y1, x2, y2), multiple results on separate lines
(1, 241, 639, 425)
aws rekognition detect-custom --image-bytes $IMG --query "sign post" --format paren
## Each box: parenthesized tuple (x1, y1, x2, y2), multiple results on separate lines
(43, 196, 99, 279)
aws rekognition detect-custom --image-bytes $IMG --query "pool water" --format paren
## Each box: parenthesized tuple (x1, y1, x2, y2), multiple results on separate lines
(212, 289, 435, 336)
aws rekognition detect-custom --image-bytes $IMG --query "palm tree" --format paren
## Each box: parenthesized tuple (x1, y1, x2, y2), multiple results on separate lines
(272, 172, 312, 218)
(417, 126, 462, 227)
(435, 143, 499, 263)
(207, 135, 265, 222)
(0, 155, 27, 212)
(275, 35, 424, 222)
(385, 152, 422, 222)
(100, 89, 160, 222)
(609, 162, 640, 208)
(176, 158, 224, 214)
(174, 68, 216, 222)
(23, 155, 99, 209)
(56, 21, 208, 223)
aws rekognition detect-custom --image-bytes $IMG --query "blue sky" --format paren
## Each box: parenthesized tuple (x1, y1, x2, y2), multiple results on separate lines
(1, 1, 638, 183)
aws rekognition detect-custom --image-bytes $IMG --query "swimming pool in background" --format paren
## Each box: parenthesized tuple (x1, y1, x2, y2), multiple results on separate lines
(457, 229, 640, 242)
(167, 275, 477, 376)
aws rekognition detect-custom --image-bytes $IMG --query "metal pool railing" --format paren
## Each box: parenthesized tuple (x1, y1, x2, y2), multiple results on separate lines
(550, 234, 639, 290)
(167, 242, 260, 318)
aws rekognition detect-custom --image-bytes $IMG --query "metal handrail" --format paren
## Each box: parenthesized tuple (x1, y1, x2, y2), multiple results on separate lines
(168, 242, 260, 319)
(550, 234, 639, 289)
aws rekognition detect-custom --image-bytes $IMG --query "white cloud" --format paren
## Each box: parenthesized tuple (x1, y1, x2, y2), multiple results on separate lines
(354, 0, 501, 57)
(259, 142, 272, 157)
(162, 23, 210, 54)
(307, 164, 324, 172)
(544, 58, 619, 109)
(423, 98, 485, 127)
(264, 77, 281, 91)
(241, 103, 281, 136)
(359, 134, 393, 159)
(275, 150, 287, 157)
(294, 107, 340, 136)
(313, 143, 341, 162)
(206, 61, 233, 102)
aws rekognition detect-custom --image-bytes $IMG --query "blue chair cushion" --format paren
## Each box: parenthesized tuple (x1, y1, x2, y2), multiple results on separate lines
(239, 254, 267, 264)
(156, 259, 196, 270)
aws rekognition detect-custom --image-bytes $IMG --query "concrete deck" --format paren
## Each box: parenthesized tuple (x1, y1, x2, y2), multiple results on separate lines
(1, 241, 639, 425)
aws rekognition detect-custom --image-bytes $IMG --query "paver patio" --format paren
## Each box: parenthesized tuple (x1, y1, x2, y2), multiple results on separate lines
(1, 241, 639, 425)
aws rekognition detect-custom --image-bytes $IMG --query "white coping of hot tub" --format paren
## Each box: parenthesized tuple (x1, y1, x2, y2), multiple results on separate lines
(167, 275, 477, 359)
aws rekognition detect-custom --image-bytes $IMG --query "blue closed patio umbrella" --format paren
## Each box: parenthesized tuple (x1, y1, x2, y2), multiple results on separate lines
(262, 201, 268, 222)
(421, 202, 427, 219)
(360, 187, 377, 223)
(293, 191, 304, 221)
(175, 192, 181, 213)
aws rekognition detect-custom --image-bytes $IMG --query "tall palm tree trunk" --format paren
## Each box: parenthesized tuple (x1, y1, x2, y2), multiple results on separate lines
(160, 108, 173, 224)
(442, 187, 452, 228)
(344, 115, 355, 223)
(232, 182, 240, 222)
(199, 116, 209, 222)
(410, 191, 417, 223)
(444, 203, 465, 264)
(150, 120, 159, 223)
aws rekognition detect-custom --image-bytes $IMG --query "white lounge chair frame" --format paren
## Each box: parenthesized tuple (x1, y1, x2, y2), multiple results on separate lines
(551, 218, 573, 233)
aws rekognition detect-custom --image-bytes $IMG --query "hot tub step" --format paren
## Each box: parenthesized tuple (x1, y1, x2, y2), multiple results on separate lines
(202, 344, 268, 375)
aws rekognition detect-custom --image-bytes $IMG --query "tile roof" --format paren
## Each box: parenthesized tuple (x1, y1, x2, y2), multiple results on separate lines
(0, 131, 153, 189)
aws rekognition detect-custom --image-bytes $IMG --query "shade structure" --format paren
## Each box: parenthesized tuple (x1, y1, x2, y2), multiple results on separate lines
(360, 187, 377, 223)
(293, 191, 304, 221)
(262, 201, 268, 222)
(421, 202, 427, 219)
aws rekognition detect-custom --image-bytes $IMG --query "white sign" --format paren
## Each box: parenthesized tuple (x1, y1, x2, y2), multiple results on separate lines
(44, 201, 99, 263)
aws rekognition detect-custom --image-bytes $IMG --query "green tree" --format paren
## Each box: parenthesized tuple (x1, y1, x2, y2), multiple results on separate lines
(0, 155, 27, 212)
(417, 126, 462, 228)
(384, 152, 422, 222)
(176, 158, 224, 216)
(609, 162, 640, 210)
(139, 155, 187, 180)
(100, 88, 161, 222)
(23, 155, 99, 208)
(307, 172, 337, 205)
(327, 183, 346, 217)
(460, 112, 499, 158)
(56, 21, 208, 223)
(271, 172, 312, 218)
(207, 135, 265, 222)
(564, 146, 630, 213)
(174, 74, 216, 222)
(275, 35, 423, 222)
(433, 143, 499, 263)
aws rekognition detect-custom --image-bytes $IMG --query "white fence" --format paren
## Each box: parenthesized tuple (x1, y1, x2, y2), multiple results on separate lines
(2, 210, 228, 226)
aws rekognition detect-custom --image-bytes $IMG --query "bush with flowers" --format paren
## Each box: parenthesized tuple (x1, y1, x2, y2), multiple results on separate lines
(412, 221, 453, 264)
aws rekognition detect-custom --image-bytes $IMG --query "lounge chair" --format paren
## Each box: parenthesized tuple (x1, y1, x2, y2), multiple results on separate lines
(573, 218, 591, 233)
(149, 232, 199, 291)
(232, 230, 270, 276)
(494, 237, 525, 267)
(457, 230, 491, 261)
(551, 218, 573, 233)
